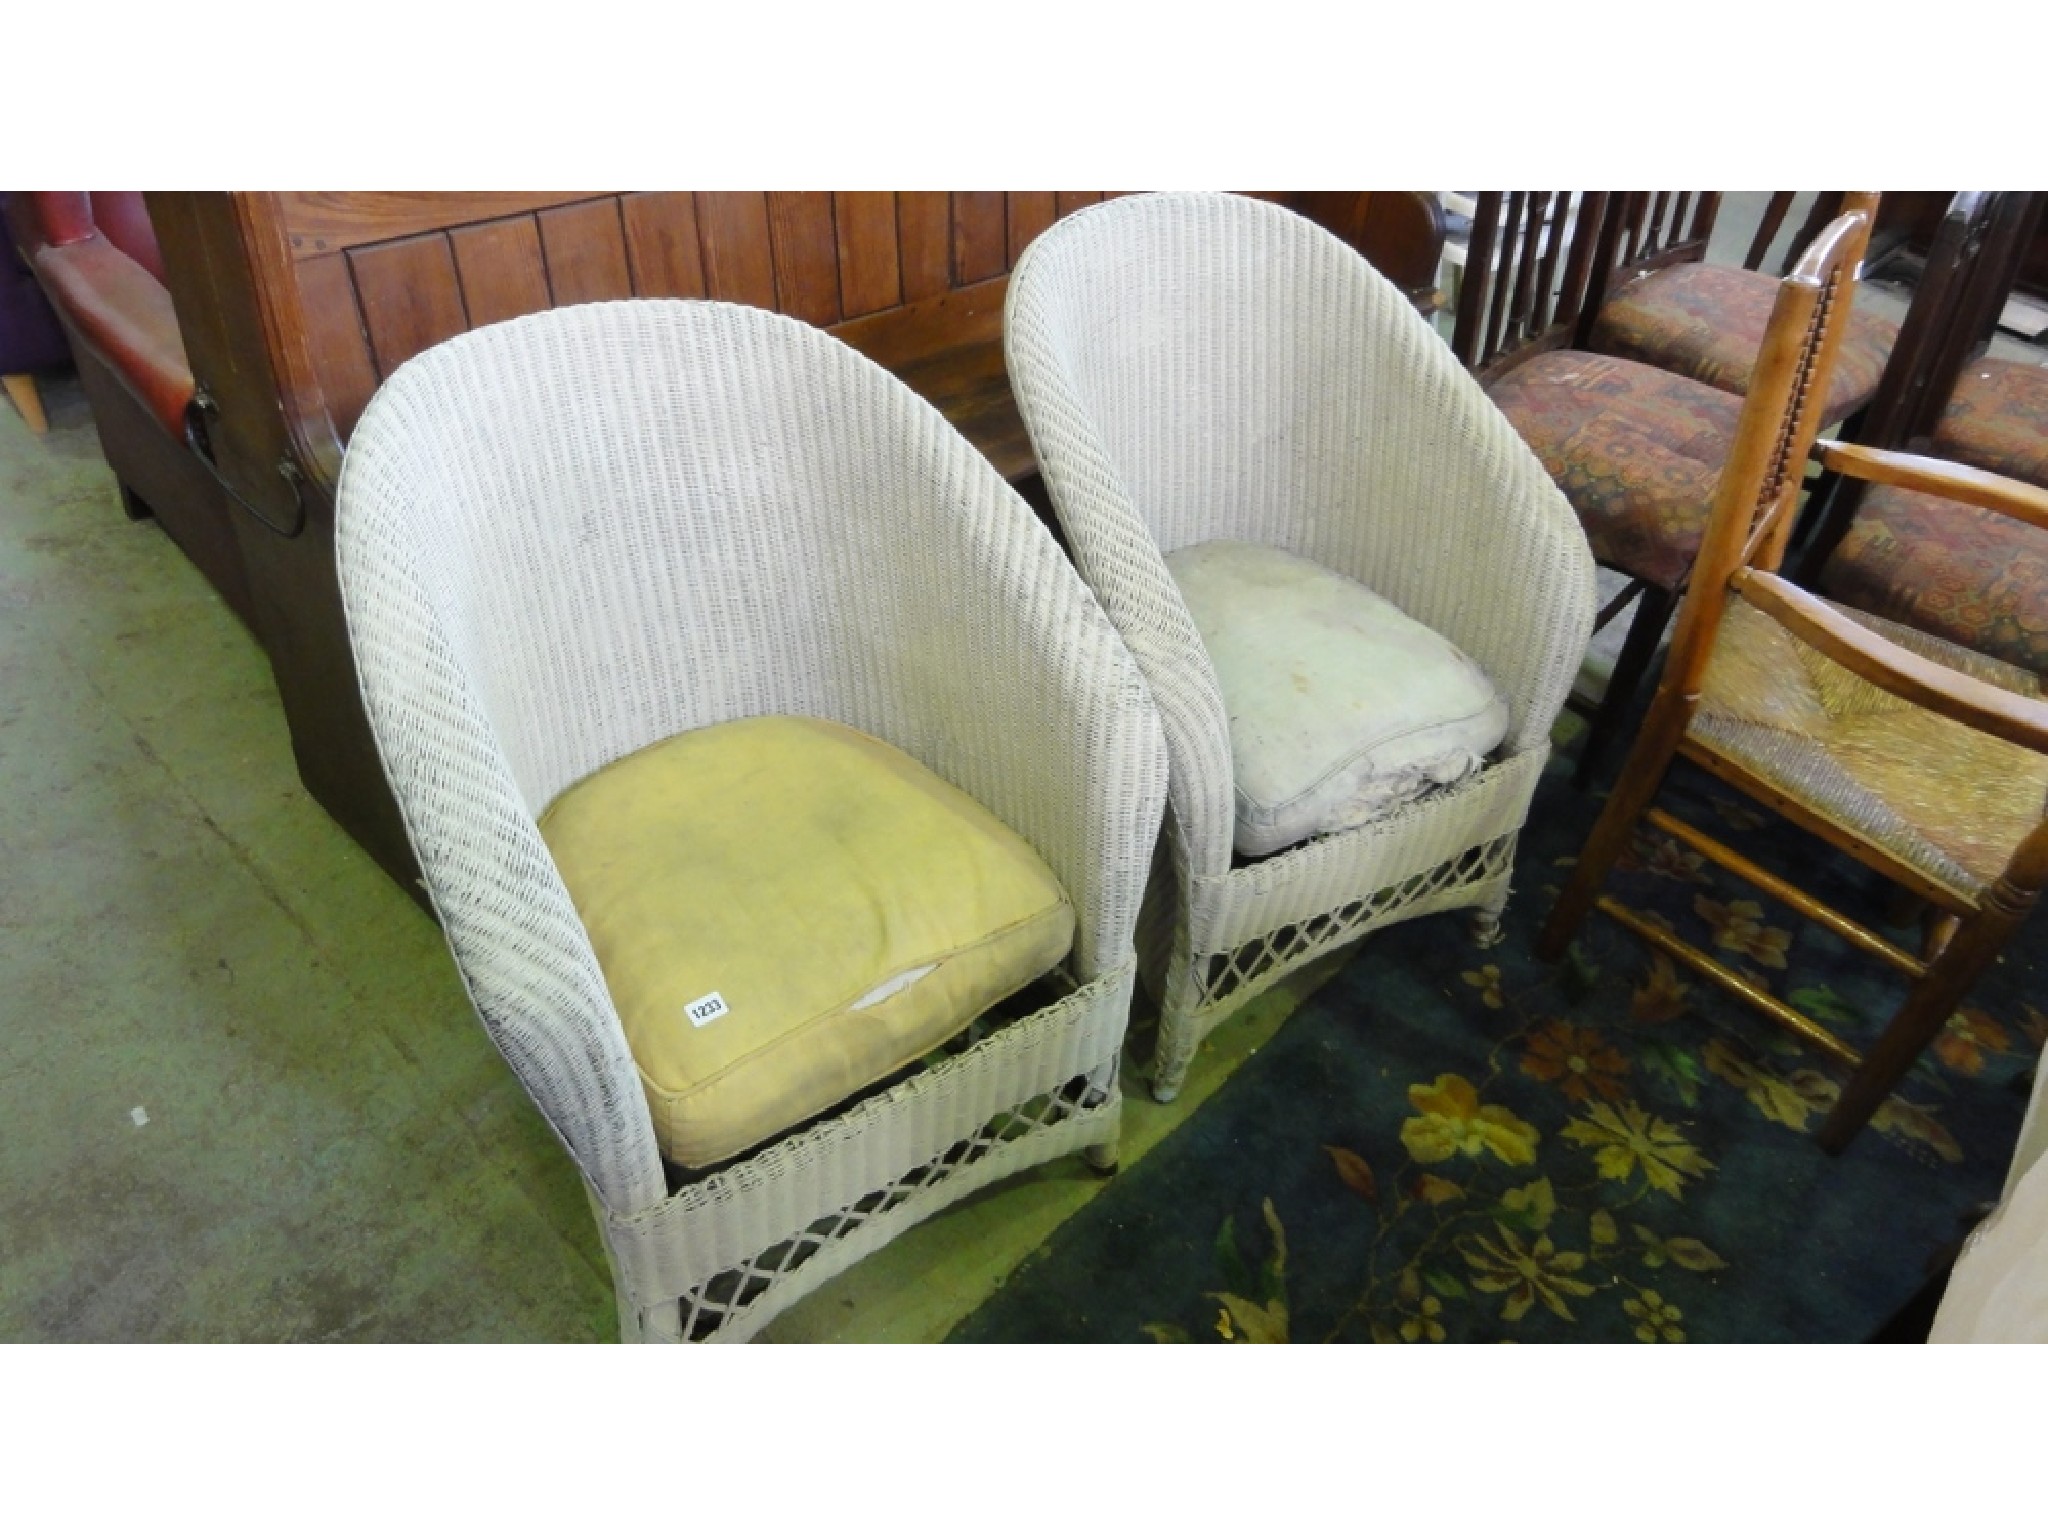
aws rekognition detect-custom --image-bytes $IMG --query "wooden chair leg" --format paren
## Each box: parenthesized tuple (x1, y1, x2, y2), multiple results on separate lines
(1538, 751, 1684, 968)
(3, 373, 47, 435)
(118, 484, 154, 523)
(1573, 582, 1678, 791)
(1820, 882, 2039, 1152)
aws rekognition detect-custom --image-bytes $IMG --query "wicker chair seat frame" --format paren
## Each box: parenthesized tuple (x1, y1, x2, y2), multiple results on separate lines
(1005, 192, 1596, 1098)
(335, 300, 1170, 1341)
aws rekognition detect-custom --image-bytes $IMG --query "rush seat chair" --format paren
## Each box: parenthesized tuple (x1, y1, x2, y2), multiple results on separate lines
(1538, 204, 2048, 1152)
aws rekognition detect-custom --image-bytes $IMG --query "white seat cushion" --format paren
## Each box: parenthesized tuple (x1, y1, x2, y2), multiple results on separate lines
(1167, 541, 1510, 857)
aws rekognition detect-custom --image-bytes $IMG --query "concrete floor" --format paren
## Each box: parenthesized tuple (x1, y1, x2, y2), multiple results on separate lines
(0, 369, 1336, 1343)
(0, 380, 621, 1340)
(5, 192, 2043, 1342)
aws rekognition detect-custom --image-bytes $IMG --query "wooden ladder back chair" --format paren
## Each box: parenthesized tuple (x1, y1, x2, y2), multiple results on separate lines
(1603, 190, 1723, 285)
(1450, 192, 1616, 378)
(1866, 194, 2034, 448)
(1588, 192, 1895, 433)
(1450, 191, 1688, 789)
(1576, 189, 1727, 360)
(1793, 194, 2048, 675)
(1468, 193, 1888, 791)
(1539, 204, 2048, 1151)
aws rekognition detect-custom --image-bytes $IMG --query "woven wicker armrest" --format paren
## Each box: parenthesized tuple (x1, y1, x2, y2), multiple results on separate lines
(845, 500, 1171, 987)
(1000, 286, 1243, 882)
(1319, 340, 1597, 757)
(1815, 439, 2048, 535)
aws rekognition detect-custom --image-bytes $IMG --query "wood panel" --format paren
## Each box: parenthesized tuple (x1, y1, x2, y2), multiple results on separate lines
(835, 192, 902, 319)
(766, 192, 842, 326)
(831, 275, 1008, 367)
(898, 192, 953, 302)
(696, 192, 778, 309)
(279, 192, 592, 258)
(295, 251, 381, 438)
(830, 277, 1027, 479)
(450, 216, 551, 328)
(261, 190, 1188, 485)
(350, 234, 470, 379)
(1007, 192, 1057, 268)
(538, 199, 633, 306)
(620, 192, 706, 299)
(953, 193, 1008, 285)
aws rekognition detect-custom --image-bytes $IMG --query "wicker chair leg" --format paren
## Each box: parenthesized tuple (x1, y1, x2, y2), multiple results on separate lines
(1147, 929, 1209, 1103)
(1149, 1035, 1197, 1103)
(1470, 888, 1510, 949)
(618, 1294, 684, 1344)
(1084, 1131, 1121, 1176)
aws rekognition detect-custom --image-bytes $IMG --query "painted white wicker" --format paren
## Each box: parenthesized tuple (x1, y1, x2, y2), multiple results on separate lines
(1005, 192, 1597, 1099)
(334, 300, 1169, 1342)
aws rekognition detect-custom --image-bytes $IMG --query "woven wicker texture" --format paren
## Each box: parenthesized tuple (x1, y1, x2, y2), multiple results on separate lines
(1004, 192, 1596, 1096)
(1694, 593, 2048, 902)
(334, 299, 1170, 1341)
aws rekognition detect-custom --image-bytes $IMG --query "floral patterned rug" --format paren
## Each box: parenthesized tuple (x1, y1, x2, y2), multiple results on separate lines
(949, 751, 2044, 1343)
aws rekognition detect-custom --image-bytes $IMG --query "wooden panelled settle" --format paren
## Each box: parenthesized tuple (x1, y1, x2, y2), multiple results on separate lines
(146, 190, 1440, 893)
(148, 191, 1138, 890)
(262, 191, 1126, 454)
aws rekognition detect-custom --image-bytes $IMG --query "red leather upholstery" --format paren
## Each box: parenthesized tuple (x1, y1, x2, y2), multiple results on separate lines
(9, 190, 253, 628)
(21, 191, 94, 248)
(17, 192, 192, 435)
(89, 193, 168, 286)
(32, 236, 192, 436)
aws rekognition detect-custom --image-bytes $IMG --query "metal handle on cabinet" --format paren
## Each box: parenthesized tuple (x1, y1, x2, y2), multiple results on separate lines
(184, 387, 307, 539)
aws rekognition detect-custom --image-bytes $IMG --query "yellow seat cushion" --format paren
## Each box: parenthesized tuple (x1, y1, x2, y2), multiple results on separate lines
(538, 716, 1074, 1169)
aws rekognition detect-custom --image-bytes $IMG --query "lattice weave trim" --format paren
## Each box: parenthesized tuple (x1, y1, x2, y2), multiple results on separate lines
(667, 1073, 1115, 1343)
(1193, 835, 1516, 1010)
(600, 964, 1135, 1341)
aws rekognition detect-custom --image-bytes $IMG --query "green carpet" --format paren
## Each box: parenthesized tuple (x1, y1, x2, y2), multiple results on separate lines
(950, 752, 2042, 1343)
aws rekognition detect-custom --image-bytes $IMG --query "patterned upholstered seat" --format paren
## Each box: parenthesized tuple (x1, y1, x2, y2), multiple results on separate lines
(1485, 350, 1742, 592)
(1590, 262, 1897, 426)
(1933, 358, 2048, 489)
(1820, 482, 2048, 677)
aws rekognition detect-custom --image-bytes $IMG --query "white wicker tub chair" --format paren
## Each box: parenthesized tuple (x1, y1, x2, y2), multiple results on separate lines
(334, 300, 1169, 1343)
(1005, 191, 1596, 1100)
